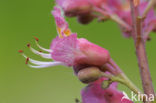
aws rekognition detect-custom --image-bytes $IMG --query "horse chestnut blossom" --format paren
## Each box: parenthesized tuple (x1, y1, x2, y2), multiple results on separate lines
(56, 0, 156, 39)
(56, 0, 104, 16)
(19, 7, 135, 102)
(19, 0, 156, 102)
(19, 7, 110, 70)
(81, 77, 133, 103)
(117, 1, 156, 38)
(56, 0, 123, 24)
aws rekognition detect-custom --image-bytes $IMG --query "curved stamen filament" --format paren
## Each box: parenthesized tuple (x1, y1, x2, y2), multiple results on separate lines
(28, 62, 65, 68)
(34, 37, 52, 53)
(19, 50, 65, 68)
(20, 53, 54, 65)
(27, 43, 51, 59)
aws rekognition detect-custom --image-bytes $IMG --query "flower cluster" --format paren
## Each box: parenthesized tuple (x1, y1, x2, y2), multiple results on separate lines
(19, 0, 156, 102)
(19, 6, 134, 103)
(56, 0, 156, 38)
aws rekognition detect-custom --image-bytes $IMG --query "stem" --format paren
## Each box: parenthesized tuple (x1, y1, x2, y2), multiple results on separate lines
(104, 58, 147, 99)
(142, 0, 156, 18)
(101, 72, 143, 100)
(119, 73, 140, 95)
(108, 59, 141, 94)
(108, 58, 122, 74)
(130, 0, 155, 102)
(93, 7, 131, 31)
(102, 63, 117, 75)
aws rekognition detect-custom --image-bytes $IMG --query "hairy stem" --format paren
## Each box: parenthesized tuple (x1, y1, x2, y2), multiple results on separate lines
(93, 7, 131, 31)
(142, 0, 156, 18)
(130, 0, 155, 102)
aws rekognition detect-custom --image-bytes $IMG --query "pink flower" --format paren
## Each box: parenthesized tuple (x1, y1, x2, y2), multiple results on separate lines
(51, 35, 110, 67)
(117, 1, 156, 38)
(81, 77, 133, 103)
(56, 0, 104, 16)
(56, 0, 156, 38)
(55, 0, 122, 24)
(19, 7, 110, 69)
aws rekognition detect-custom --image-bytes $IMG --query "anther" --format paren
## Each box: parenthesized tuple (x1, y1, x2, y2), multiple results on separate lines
(26, 57, 29, 64)
(18, 50, 24, 53)
(27, 43, 31, 48)
(34, 37, 39, 42)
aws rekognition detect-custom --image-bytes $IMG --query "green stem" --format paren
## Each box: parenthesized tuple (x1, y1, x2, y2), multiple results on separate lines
(101, 72, 143, 100)
(119, 73, 141, 95)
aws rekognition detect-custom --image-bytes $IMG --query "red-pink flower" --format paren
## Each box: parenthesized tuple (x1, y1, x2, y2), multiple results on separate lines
(19, 7, 110, 68)
(81, 77, 133, 103)
(117, 1, 156, 38)
(55, 0, 122, 24)
(56, 0, 156, 38)
(56, 0, 104, 16)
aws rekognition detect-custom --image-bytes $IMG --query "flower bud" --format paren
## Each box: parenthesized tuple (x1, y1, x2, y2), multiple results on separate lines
(77, 13, 95, 24)
(56, 0, 104, 17)
(56, 0, 91, 17)
(76, 38, 110, 66)
(78, 67, 102, 84)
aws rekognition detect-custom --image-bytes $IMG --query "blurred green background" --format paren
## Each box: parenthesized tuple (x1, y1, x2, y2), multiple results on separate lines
(0, 0, 156, 103)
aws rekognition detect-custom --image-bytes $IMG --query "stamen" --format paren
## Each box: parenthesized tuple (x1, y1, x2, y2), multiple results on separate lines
(20, 53, 55, 65)
(18, 50, 30, 64)
(18, 50, 24, 53)
(19, 51, 65, 68)
(34, 37, 52, 53)
(27, 43, 51, 59)
(34, 37, 39, 41)
(26, 57, 29, 64)
(28, 61, 65, 68)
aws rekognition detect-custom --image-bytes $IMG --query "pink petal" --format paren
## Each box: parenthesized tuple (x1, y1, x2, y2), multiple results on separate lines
(81, 77, 133, 103)
(50, 34, 78, 66)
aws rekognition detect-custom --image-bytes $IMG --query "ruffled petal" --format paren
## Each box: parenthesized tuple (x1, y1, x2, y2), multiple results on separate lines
(50, 34, 78, 66)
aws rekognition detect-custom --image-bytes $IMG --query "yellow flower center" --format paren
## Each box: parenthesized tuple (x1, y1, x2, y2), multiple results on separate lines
(57, 27, 71, 38)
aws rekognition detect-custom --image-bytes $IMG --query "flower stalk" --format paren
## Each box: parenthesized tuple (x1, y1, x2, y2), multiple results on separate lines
(142, 0, 156, 18)
(103, 59, 142, 97)
(101, 72, 141, 97)
(129, 0, 155, 102)
(93, 7, 131, 31)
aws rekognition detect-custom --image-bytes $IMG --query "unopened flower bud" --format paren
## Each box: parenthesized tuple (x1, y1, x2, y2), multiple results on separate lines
(56, 0, 91, 17)
(78, 67, 102, 84)
(56, 0, 105, 17)
(77, 13, 95, 24)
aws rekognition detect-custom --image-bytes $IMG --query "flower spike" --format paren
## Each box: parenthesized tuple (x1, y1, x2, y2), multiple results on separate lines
(19, 7, 110, 72)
